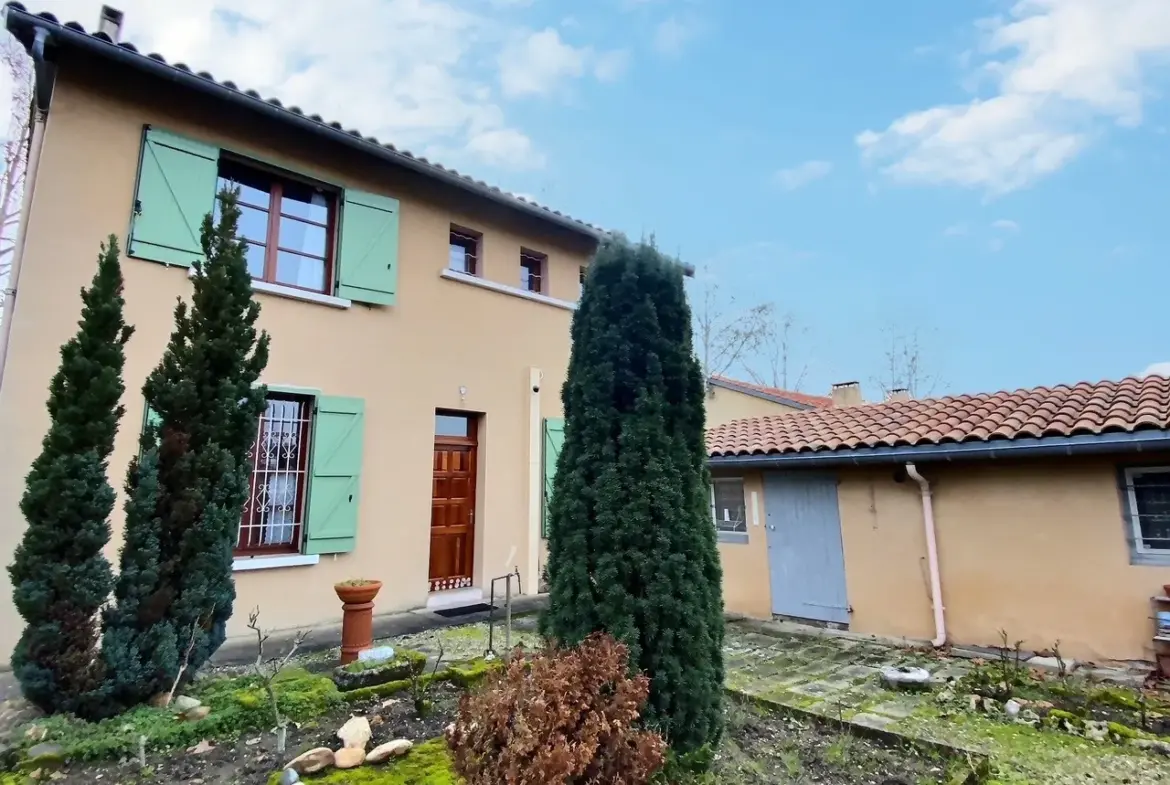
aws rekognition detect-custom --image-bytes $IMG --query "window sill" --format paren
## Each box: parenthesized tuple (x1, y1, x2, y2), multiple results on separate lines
(188, 268, 352, 310)
(717, 531, 750, 545)
(440, 268, 576, 312)
(1131, 549, 1170, 567)
(232, 553, 320, 572)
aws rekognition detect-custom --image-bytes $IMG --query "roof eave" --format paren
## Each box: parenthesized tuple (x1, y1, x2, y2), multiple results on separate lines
(707, 429, 1170, 469)
(3, 6, 609, 243)
(707, 376, 819, 411)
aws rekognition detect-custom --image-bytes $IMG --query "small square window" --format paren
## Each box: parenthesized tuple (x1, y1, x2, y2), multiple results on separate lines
(712, 478, 747, 540)
(449, 226, 480, 275)
(1125, 467, 1170, 552)
(216, 159, 336, 294)
(238, 394, 315, 555)
(520, 249, 546, 294)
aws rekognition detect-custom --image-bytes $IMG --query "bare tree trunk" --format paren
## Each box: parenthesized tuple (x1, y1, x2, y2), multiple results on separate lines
(0, 37, 32, 307)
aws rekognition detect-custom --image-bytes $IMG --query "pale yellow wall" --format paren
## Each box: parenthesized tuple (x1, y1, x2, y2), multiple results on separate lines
(713, 470, 771, 619)
(0, 56, 591, 665)
(705, 386, 804, 427)
(837, 458, 1170, 662)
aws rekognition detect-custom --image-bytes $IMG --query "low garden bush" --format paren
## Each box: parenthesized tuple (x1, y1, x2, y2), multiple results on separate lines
(447, 633, 665, 785)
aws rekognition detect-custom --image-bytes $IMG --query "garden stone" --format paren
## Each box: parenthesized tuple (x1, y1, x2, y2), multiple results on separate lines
(334, 747, 366, 768)
(26, 742, 63, 761)
(336, 716, 372, 749)
(1026, 655, 1078, 674)
(182, 706, 211, 722)
(279, 770, 301, 785)
(1084, 720, 1109, 742)
(285, 747, 334, 775)
(367, 739, 413, 763)
(1004, 699, 1021, 718)
(172, 695, 201, 713)
(358, 645, 396, 664)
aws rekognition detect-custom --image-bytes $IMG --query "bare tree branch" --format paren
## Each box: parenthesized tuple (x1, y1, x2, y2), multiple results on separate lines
(247, 607, 309, 754)
(871, 326, 943, 399)
(0, 35, 33, 304)
(690, 267, 774, 382)
(745, 312, 809, 391)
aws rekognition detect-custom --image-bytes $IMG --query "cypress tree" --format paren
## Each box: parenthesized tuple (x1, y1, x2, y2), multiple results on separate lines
(541, 237, 724, 754)
(103, 187, 269, 706)
(9, 235, 133, 717)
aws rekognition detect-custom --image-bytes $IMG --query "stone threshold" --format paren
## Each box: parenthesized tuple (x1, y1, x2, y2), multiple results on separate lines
(211, 593, 548, 667)
(724, 686, 989, 783)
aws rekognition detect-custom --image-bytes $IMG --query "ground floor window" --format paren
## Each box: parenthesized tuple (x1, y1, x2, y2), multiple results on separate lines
(711, 477, 748, 543)
(238, 394, 315, 555)
(1124, 466, 1170, 553)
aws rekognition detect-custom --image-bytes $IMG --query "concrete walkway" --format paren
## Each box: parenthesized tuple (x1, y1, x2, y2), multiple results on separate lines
(723, 620, 1170, 785)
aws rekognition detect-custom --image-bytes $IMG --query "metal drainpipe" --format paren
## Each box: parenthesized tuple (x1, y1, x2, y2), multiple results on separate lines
(0, 28, 50, 393)
(905, 462, 947, 647)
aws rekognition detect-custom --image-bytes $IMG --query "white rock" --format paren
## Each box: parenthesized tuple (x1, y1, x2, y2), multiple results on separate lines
(358, 645, 396, 664)
(172, 695, 201, 713)
(1004, 699, 1021, 718)
(1084, 720, 1109, 742)
(367, 739, 413, 764)
(336, 716, 372, 750)
(1026, 655, 1078, 674)
(334, 747, 366, 769)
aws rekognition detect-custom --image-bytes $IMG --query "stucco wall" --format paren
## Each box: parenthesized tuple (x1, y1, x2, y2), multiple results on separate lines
(714, 470, 771, 619)
(705, 386, 804, 427)
(838, 458, 1170, 662)
(0, 55, 592, 665)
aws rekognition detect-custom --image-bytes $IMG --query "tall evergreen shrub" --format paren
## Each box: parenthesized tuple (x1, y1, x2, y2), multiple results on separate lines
(540, 237, 724, 754)
(9, 235, 133, 717)
(103, 187, 269, 706)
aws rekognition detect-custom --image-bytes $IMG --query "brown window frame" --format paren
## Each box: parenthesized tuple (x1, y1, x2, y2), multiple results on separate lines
(520, 248, 547, 294)
(236, 392, 315, 557)
(449, 225, 481, 276)
(218, 158, 338, 296)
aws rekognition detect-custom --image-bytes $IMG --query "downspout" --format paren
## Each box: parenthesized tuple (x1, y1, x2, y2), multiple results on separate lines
(905, 463, 947, 647)
(0, 27, 51, 393)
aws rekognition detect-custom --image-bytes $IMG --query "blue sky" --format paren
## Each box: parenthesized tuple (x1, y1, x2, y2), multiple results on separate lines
(29, 0, 1170, 399)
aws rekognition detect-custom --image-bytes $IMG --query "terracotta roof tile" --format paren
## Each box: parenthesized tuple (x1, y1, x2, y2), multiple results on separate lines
(708, 375, 833, 410)
(707, 375, 1170, 457)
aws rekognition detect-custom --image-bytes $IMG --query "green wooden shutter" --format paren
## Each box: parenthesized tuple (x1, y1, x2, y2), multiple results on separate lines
(336, 190, 399, 306)
(542, 418, 565, 538)
(305, 396, 366, 555)
(129, 127, 220, 267)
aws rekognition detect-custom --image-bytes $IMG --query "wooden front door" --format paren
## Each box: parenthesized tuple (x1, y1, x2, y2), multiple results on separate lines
(430, 413, 477, 592)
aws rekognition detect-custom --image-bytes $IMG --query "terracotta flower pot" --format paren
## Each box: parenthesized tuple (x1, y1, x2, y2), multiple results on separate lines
(334, 580, 382, 665)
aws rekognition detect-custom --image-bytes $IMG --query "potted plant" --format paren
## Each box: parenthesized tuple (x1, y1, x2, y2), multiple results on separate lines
(334, 579, 383, 665)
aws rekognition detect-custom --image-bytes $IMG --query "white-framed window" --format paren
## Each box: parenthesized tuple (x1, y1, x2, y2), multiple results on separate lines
(711, 477, 748, 544)
(1124, 466, 1170, 553)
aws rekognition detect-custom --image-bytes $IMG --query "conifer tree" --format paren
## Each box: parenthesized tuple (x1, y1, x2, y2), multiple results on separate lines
(9, 235, 133, 717)
(541, 237, 724, 755)
(103, 187, 269, 706)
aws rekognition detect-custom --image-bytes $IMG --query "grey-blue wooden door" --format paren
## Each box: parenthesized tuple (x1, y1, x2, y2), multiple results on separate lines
(763, 472, 849, 624)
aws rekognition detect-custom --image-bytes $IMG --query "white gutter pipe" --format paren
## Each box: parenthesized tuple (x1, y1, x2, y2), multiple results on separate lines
(905, 462, 947, 647)
(0, 105, 46, 393)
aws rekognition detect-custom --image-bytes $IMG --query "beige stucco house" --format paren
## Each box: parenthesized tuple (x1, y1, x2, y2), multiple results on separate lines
(707, 375, 1170, 664)
(0, 6, 625, 666)
(704, 375, 832, 426)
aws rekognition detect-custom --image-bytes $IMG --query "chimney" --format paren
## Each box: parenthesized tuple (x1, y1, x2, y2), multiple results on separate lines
(886, 387, 911, 403)
(97, 6, 124, 42)
(830, 381, 863, 408)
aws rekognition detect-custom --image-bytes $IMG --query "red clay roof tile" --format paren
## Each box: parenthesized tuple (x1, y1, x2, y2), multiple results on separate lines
(707, 375, 1170, 457)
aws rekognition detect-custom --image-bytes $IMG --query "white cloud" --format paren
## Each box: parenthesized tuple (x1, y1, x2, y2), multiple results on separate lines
(1142, 362, 1170, 377)
(498, 28, 629, 97)
(24, 0, 622, 172)
(942, 223, 968, 236)
(857, 0, 1170, 194)
(991, 218, 1020, 232)
(774, 160, 833, 191)
(653, 14, 703, 56)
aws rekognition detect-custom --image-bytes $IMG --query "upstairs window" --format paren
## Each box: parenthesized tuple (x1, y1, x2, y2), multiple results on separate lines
(217, 159, 336, 294)
(238, 393, 315, 555)
(520, 249, 546, 294)
(449, 226, 480, 275)
(579, 266, 587, 298)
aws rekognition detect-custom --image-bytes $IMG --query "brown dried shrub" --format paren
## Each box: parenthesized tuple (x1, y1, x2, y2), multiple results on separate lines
(447, 632, 666, 785)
